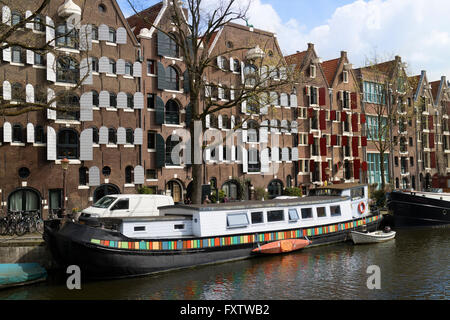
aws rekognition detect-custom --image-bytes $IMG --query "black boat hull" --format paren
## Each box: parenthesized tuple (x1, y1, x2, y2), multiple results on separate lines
(388, 191, 450, 228)
(44, 215, 381, 279)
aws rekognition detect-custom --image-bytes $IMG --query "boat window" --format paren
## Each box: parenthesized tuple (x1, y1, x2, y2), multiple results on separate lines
(310, 188, 341, 196)
(92, 196, 116, 208)
(351, 187, 364, 200)
(301, 208, 313, 219)
(111, 199, 129, 210)
(316, 207, 327, 218)
(251, 211, 264, 224)
(174, 224, 185, 230)
(330, 205, 341, 217)
(288, 208, 299, 221)
(134, 226, 145, 232)
(227, 212, 249, 228)
(267, 210, 284, 222)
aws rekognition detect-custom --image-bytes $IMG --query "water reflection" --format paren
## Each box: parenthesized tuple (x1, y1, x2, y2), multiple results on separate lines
(0, 228, 448, 300)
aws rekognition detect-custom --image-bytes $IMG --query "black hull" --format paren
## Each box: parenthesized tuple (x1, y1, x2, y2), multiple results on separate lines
(388, 192, 450, 228)
(44, 216, 381, 280)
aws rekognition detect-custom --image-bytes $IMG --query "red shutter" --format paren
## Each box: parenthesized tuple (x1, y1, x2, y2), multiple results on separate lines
(319, 87, 326, 106)
(429, 133, 435, 148)
(319, 109, 326, 130)
(322, 162, 329, 182)
(342, 136, 348, 146)
(352, 113, 358, 132)
(308, 133, 314, 145)
(320, 137, 327, 156)
(352, 136, 359, 157)
(330, 110, 336, 121)
(360, 113, 366, 124)
(361, 161, 368, 172)
(353, 159, 361, 180)
(429, 115, 434, 130)
(430, 152, 436, 168)
(310, 160, 315, 172)
(361, 136, 367, 147)
(341, 111, 347, 122)
(331, 134, 337, 146)
(308, 107, 314, 118)
(351, 92, 357, 109)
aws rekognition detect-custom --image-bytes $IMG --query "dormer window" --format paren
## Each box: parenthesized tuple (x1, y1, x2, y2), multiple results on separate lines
(310, 65, 316, 78)
(343, 71, 349, 83)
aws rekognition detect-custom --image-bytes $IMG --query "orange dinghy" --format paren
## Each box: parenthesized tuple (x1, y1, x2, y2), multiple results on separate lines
(252, 239, 311, 254)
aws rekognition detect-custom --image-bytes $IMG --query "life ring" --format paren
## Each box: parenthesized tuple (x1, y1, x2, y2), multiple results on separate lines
(358, 202, 366, 214)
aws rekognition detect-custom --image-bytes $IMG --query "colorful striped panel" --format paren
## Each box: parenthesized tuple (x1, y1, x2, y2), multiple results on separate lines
(90, 214, 382, 251)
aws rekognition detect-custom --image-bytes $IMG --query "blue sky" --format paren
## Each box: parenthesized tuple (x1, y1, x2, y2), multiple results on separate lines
(118, 0, 450, 81)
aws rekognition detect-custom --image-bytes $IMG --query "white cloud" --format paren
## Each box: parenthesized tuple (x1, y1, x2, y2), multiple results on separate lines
(236, 0, 450, 81)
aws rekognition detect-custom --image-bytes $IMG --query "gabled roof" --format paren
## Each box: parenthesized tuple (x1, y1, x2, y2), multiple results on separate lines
(127, 1, 164, 36)
(321, 58, 340, 86)
(430, 80, 441, 102)
(285, 50, 307, 71)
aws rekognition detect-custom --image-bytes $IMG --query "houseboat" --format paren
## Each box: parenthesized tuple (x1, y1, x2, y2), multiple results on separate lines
(44, 183, 382, 279)
(388, 190, 450, 228)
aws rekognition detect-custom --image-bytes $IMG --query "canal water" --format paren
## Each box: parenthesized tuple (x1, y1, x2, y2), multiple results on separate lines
(0, 228, 448, 300)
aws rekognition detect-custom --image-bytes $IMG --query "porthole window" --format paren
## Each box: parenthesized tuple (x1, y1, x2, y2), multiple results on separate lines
(98, 4, 107, 13)
(102, 166, 111, 177)
(18, 167, 30, 179)
(226, 41, 233, 49)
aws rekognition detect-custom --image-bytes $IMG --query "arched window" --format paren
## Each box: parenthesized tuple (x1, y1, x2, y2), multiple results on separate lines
(8, 188, 40, 212)
(244, 64, 258, 86)
(125, 166, 134, 184)
(108, 27, 116, 43)
(108, 128, 116, 144)
(222, 115, 229, 129)
(11, 46, 23, 63)
(167, 180, 183, 203)
(165, 66, 179, 91)
(79, 167, 88, 186)
(57, 93, 79, 120)
(56, 56, 79, 83)
(11, 82, 24, 101)
(268, 180, 283, 199)
(167, 33, 179, 58)
(125, 128, 134, 144)
(248, 148, 260, 173)
(165, 99, 180, 124)
(222, 180, 240, 200)
(12, 124, 23, 143)
(247, 120, 259, 142)
(165, 135, 181, 165)
(286, 175, 292, 188)
(57, 129, 78, 159)
(56, 24, 78, 49)
(35, 126, 45, 143)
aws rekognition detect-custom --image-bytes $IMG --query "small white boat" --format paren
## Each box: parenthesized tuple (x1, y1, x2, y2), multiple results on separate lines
(350, 228, 396, 244)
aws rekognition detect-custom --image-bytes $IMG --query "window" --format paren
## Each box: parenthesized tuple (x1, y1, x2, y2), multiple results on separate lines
(18, 167, 30, 179)
(167, 33, 179, 57)
(165, 135, 180, 165)
(35, 126, 45, 143)
(91, 127, 99, 144)
(109, 93, 117, 108)
(267, 210, 284, 222)
(247, 120, 259, 142)
(125, 166, 133, 184)
(363, 81, 386, 104)
(310, 65, 316, 78)
(134, 226, 145, 232)
(146, 169, 157, 180)
(57, 129, 78, 159)
(330, 205, 341, 217)
(108, 128, 116, 144)
(108, 28, 116, 43)
(79, 167, 88, 186)
(56, 24, 78, 49)
(12, 124, 23, 142)
(248, 148, 260, 173)
(301, 208, 313, 219)
(109, 59, 116, 74)
(91, 57, 99, 73)
(11, 83, 24, 101)
(268, 180, 283, 199)
(11, 11, 22, 26)
(165, 66, 179, 91)
(125, 128, 134, 144)
(12, 46, 23, 63)
(92, 91, 99, 107)
(102, 166, 111, 176)
(316, 207, 327, 218)
(112, 199, 129, 210)
(351, 187, 364, 200)
(310, 87, 318, 105)
(226, 212, 249, 228)
(288, 208, 299, 221)
(91, 26, 99, 40)
(57, 93, 79, 120)
(343, 71, 349, 83)
(147, 131, 156, 149)
(147, 94, 155, 109)
(34, 53, 45, 66)
(251, 211, 263, 224)
(165, 99, 180, 124)
(125, 62, 133, 76)
(8, 188, 40, 212)
(98, 4, 107, 13)
(126, 93, 134, 109)
(147, 60, 155, 74)
(56, 57, 79, 83)
(34, 15, 45, 32)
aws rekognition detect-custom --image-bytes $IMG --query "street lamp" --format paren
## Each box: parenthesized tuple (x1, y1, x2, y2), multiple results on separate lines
(61, 158, 70, 218)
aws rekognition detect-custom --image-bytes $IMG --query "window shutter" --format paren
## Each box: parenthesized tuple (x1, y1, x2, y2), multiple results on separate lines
(80, 91, 93, 121)
(282, 147, 289, 161)
(24, 84, 34, 103)
(361, 136, 367, 147)
(291, 121, 298, 133)
(341, 111, 347, 122)
(183, 70, 190, 93)
(429, 133, 435, 149)
(241, 61, 245, 84)
(26, 50, 34, 65)
(292, 147, 299, 161)
(98, 24, 109, 41)
(116, 92, 127, 109)
(261, 148, 269, 173)
(430, 152, 436, 168)
(134, 128, 143, 145)
(133, 62, 142, 78)
(45, 16, 55, 46)
(99, 126, 108, 144)
(242, 147, 248, 173)
(80, 58, 93, 85)
(116, 59, 125, 75)
(280, 93, 289, 107)
(319, 110, 326, 130)
(46, 53, 56, 82)
(242, 122, 247, 142)
(99, 91, 110, 108)
(116, 127, 126, 145)
(360, 113, 366, 124)
(157, 62, 166, 90)
(352, 136, 359, 157)
(331, 134, 337, 146)
(3, 122, 11, 142)
(79, 24, 92, 51)
(2, 46, 11, 62)
(2, 6, 11, 26)
(155, 134, 165, 168)
(157, 30, 170, 57)
(47, 126, 56, 160)
(272, 147, 279, 162)
(354, 159, 361, 180)
(217, 115, 223, 129)
(3, 81, 11, 100)
(352, 113, 358, 132)
(241, 100, 247, 114)
(116, 27, 127, 44)
(290, 94, 298, 108)
(134, 92, 144, 109)
(98, 56, 110, 73)
(308, 133, 314, 145)
(429, 115, 434, 130)
(47, 88, 56, 120)
(80, 128, 93, 161)
(155, 96, 165, 124)
(281, 120, 288, 133)
(305, 86, 311, 96)
(321, 162, 328, 182)
(134, 165, 144, 184)
(351, 92, 357, 109)
(319, 87, 326, 106)
(230, 57, 234, 72)
(26, 123, 35, 143)
(185, 104, 192, 126)
(260, 121, 268, 143)
(205, 114, 210, 128)
(218, 144, 223, 162)
(342, 135, 348, 146)
(230, 88, 235, 100)
(88, 167, 100, 186)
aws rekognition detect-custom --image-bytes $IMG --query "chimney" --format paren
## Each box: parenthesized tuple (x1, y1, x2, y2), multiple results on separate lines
(341, 51, 347, 59)
(307, 43, 314, 50)
(395, 55, 401, 62)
